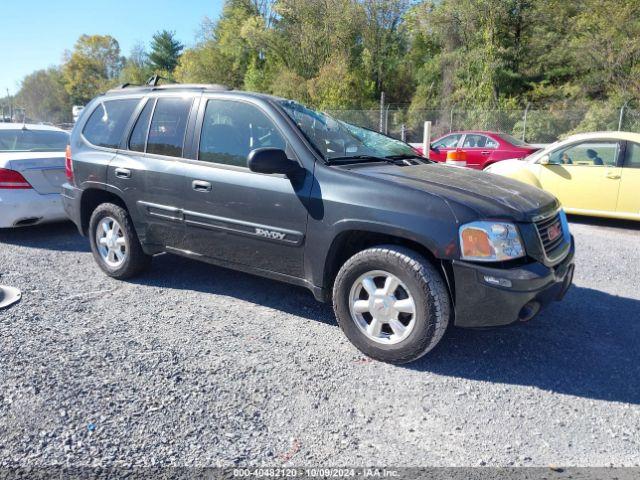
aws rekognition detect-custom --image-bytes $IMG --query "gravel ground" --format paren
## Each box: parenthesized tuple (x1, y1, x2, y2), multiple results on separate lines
(0, 216, 639, 468)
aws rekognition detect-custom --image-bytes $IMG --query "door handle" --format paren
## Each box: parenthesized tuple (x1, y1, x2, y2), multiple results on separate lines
(114, 168, 131, 179)
(606, 172, 621, 179)
(192, 180, 212, 192)
(481, 151, 491, 155)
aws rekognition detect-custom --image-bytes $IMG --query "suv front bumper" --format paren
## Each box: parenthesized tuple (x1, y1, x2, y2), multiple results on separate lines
(451, 237, 575, 327)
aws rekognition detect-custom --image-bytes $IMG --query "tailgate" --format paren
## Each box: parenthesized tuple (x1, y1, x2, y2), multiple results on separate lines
(8, 154, 66, 194)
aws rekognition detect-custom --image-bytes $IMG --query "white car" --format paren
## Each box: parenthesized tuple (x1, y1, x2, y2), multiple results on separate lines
(0, 123, 70, 228)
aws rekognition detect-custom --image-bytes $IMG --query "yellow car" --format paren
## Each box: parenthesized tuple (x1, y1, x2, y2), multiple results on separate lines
(485, 131, 640, 221)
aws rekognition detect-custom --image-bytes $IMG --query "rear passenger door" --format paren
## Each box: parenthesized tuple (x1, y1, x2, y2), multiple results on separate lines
(109, 95, 198, 250)
(460, 134, 499, 169)
(179, 97, 312, 278)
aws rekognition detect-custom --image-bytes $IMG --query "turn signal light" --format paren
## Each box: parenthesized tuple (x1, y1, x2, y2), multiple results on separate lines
(65, 145, 74, 182)
(461, 227, 494, 258)
(0, 168, 32, 189)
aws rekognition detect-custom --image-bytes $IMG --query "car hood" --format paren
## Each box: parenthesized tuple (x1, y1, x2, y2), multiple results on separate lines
(346, 162, 557, 222)
(486, 158, 529, 171)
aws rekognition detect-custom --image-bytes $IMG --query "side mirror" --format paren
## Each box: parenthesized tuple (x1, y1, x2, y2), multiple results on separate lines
(430, 144, 440, 152)
(538, 154, 550, 165)
(247, 148, 298, 175)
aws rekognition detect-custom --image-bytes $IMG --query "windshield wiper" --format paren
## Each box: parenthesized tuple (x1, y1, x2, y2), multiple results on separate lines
(325, 155, 395, 165)
(385, 154, 430, 163)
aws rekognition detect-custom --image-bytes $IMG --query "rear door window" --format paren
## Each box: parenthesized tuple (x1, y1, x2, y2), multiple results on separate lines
(462, 134, 498, 149)
(146, 97, 193, 158)
(83, 98, 140, 148)
(129, 99, 155, 153)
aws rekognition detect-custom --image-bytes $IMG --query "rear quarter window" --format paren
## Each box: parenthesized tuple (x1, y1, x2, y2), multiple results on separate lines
(626, 142, 640, 168)
(82, 98, 140, 149)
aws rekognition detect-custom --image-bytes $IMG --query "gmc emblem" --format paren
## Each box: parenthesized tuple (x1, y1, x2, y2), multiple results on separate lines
(548, 223, 562, 242)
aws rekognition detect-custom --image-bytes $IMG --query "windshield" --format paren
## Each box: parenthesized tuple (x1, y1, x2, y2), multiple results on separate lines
(279, 100, 418, 161)
(498, 133, 528, 147)
(0, 129, 69, 152)
(524, 140, 560, 163)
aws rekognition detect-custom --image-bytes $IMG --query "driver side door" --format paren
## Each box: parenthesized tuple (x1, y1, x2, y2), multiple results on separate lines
(539, 140, 623, 213)
(179, 98, 313, 278)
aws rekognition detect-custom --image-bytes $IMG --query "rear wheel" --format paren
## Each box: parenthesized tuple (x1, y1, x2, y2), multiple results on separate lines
(89, 203, 151, 279)
(333, 245, 451, 364)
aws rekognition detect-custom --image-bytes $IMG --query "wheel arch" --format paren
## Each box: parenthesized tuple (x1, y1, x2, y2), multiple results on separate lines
(321, 227, 455, 305)
(79, 188, 128, 235)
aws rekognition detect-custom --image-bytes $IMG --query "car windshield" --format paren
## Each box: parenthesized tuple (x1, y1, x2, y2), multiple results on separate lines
(279, 100, 418, 162)
(498, 133, 528, 147)
(525, 141, 560, 163)
(0, 128, 69, 152)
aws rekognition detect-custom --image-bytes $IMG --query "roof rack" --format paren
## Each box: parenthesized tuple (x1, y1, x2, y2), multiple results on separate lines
(105, 83, 231, 95)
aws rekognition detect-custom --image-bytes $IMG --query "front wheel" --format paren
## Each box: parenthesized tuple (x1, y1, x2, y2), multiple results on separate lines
(89, 203, 151, 279)
(333, 246, 451, 364)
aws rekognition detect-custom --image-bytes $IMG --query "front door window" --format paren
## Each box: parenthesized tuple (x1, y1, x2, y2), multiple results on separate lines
(199, 100, 287, 167)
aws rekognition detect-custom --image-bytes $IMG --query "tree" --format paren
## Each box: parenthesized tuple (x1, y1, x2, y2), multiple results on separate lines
(175, 0, 262, 88)
(17, 68, 71, 123)
(148, 30, 184, 74)
(121, 43, 154, 85)
(62, 35, 124, 104)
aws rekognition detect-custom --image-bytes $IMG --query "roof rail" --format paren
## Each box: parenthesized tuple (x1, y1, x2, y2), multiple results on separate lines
(105, 83, 232, 94)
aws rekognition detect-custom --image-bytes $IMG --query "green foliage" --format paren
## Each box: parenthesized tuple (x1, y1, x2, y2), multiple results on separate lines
(62, 35, 124, 105)
(17, 68, 71, 123)
(175, 0, 261, 88)
(120, 43, 154, 85)
(11, 0, 640, 126)
(148, 30, 184, 75)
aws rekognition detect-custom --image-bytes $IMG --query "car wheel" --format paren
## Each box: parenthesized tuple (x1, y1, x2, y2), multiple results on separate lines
(333, 245, 451, 364)
(89, 202, 151, 279)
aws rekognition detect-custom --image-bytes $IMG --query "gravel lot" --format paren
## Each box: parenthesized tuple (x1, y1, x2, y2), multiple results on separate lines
(0, 217, 639, 468)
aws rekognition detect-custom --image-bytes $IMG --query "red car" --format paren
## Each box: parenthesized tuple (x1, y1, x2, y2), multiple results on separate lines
(417, 131, 539, 170)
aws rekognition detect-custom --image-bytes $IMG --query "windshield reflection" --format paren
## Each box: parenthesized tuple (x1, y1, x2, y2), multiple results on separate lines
(279, 100, 418, 161)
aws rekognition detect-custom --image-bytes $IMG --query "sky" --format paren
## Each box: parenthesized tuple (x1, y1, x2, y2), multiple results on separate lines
(0, 0, 225, 95)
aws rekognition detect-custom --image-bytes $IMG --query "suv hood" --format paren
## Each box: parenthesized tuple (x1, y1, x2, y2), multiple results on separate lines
(346, 162, 558, 221)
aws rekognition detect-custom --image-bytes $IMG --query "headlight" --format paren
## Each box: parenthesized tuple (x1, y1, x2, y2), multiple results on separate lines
(459, 221, 525, 262)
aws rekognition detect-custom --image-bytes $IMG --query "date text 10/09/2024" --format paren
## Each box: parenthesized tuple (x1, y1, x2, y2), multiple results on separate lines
(232, 468, 400, 478)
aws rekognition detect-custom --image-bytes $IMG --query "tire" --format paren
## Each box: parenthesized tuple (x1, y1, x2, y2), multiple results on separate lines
(88, 202, 151, 279)
(333, 245, 451, 364)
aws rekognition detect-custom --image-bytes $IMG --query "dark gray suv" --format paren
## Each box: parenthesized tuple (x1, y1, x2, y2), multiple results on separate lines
(62, 84, 575, 363)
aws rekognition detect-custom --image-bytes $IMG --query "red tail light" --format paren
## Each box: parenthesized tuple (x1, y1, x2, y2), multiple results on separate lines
(65, 145, 74, 182)
(0, 168, 32, 189)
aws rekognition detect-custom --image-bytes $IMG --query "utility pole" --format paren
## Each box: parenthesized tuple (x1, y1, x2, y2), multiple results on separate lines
(618, 101, 630, 131)
(379, 91, 385, 133)
(6, 89, 13, 122)
(522, 103, 531, 142)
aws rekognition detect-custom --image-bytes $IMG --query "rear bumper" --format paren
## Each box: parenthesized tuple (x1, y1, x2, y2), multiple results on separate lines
(0, 190, 67, 228)
(61, 183, 84, 235)
(452, 237, 575, 327)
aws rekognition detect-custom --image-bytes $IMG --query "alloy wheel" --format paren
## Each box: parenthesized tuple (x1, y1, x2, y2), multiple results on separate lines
(348, 270, 417, 345)
(96, 216, 128, 268)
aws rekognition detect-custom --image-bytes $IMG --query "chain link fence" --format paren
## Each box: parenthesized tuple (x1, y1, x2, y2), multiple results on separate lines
(329, 107, 640, 145)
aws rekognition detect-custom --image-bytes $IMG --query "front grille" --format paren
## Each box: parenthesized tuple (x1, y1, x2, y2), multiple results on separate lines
(535, 211, 565, 259)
